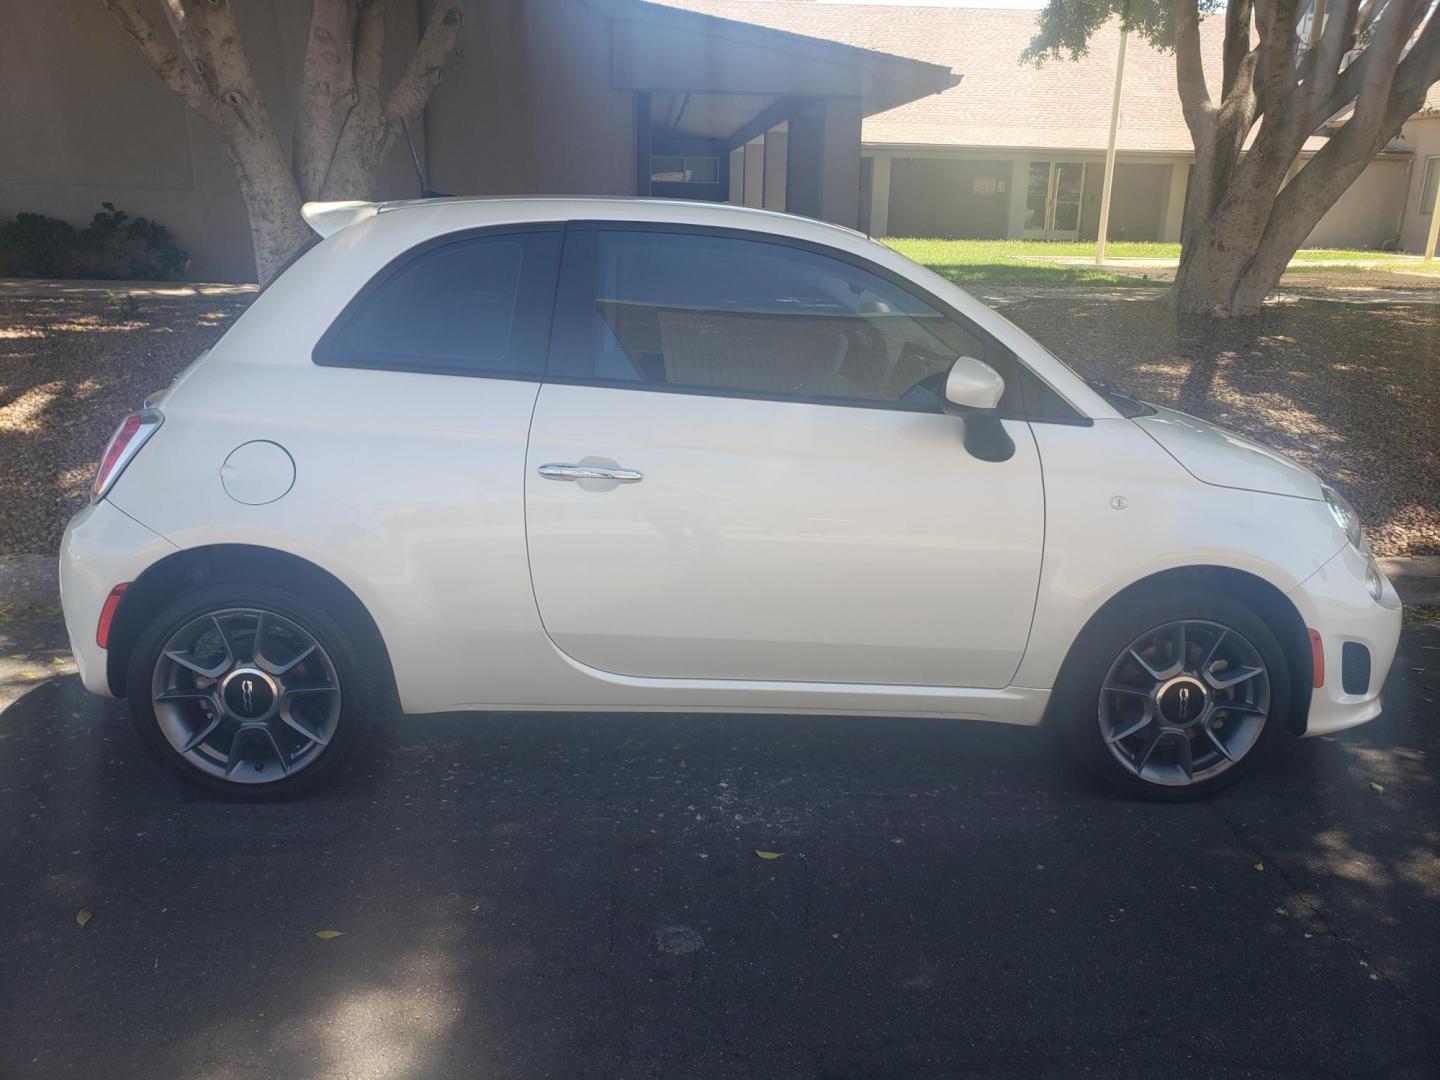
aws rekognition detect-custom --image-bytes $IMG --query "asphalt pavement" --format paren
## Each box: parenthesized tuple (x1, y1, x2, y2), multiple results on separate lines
(0, 617, 1437, 1079)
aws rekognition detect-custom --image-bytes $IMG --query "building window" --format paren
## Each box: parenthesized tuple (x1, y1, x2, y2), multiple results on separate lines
(1421, 157, 1440, 216)
(651, 156, 719, 184)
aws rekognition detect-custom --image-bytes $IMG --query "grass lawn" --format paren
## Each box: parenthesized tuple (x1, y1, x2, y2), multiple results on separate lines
(884, 238, 1171, 287)
(885, 237, 1425, 288)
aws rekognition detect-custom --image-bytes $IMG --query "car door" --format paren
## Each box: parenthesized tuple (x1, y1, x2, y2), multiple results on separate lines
(524, 225, 1047, 689)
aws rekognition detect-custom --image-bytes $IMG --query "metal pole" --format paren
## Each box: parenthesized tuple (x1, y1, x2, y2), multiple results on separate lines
(1095, 22, 1129, 265)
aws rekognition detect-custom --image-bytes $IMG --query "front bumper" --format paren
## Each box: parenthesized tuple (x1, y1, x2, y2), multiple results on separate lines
(1287, 542, 1402, 737)
(59, 500, 178, 697)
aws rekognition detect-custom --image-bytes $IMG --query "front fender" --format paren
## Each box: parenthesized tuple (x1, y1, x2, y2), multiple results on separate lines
(1014, 419, 1342, 689)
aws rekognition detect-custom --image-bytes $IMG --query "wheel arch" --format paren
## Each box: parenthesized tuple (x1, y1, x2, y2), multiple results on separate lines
(1043, 564, 1314, 735)
(106, 544, 399, 711)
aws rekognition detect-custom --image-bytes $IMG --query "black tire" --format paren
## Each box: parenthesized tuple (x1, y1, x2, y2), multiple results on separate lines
(1052, 586, 1291, 802)
(126, 581, 376, 801)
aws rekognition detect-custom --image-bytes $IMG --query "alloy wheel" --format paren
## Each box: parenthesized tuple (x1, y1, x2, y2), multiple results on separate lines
(1098, 619, 1270, 787)
(150, 608, 342, 784)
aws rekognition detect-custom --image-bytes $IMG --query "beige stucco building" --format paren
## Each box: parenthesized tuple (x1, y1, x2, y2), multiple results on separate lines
(2, 0, 1435, 280)
(667, 1, 1432, 250)
(0, 0, 952, 280)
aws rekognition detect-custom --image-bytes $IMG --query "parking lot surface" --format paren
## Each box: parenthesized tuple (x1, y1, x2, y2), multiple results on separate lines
(1, 622, 1436, 1079)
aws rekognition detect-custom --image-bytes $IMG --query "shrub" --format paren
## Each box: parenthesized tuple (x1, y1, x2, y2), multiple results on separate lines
(105, 290, 143, 320)
(0, 213, 78, 277)
(0, 202, 189, 280)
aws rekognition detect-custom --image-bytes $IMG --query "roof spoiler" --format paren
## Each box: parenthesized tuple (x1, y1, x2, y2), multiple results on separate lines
(301, 200, 379, 238)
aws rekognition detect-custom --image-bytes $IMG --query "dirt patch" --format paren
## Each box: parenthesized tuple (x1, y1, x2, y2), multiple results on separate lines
(0, 295, 247, 556)
(1099, 264, 1440, 292)
(1004, 296, 1440, 557)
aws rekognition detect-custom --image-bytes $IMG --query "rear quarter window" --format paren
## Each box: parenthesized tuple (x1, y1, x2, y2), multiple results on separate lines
(314, 228, 561, 378)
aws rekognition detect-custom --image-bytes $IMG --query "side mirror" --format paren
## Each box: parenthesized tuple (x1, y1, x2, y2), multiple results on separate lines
(943, 356, 1015, 463)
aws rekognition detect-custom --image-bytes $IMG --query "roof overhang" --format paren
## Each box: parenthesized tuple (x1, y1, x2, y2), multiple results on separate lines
(610, 0, 957, 117)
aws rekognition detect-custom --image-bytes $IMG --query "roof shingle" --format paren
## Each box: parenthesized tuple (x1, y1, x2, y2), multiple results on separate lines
(653, 1, 1244, 154)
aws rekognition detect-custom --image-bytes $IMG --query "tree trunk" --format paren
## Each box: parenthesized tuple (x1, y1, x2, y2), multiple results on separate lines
(229, 138, 313, 285)
(1163, 0, 1440, 317)
(105, 0, 466, 285)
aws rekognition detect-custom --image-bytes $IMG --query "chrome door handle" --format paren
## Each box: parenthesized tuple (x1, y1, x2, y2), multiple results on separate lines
(537, 463, 644, 484)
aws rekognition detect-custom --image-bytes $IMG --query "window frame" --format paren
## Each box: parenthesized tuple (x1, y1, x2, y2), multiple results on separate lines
(313, 222, 564, 380)
(546, 220, 1091, 426)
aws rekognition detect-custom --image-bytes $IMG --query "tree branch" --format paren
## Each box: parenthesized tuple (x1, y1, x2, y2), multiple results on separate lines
(1236, 5, 1440, 304)
(355, 0, 388, 100)
(1173, 0, 1217, 140)
(101, 0, 224, 127)
(158, 0, 277, 136)
(296, 0, 361, 201)
(1221, 0, 1255, 99)
(385, 1, 466, 126)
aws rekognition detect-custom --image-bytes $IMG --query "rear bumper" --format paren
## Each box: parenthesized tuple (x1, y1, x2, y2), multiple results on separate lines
(59, 500, 177, 697)
(1287, 543, 1402, 737)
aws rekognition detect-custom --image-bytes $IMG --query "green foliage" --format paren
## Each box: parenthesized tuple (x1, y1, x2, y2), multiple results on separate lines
(1020, 0, 1222, 63)
(0, 202, 189, 280)
(104, 291, 143, 320)
(0, 213, 78, 277)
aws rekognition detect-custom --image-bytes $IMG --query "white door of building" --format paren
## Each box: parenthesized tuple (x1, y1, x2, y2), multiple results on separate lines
(1023, 161, 1087, 241)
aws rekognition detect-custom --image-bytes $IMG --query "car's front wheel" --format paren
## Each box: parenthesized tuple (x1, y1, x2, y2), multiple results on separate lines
(1056, 587, 1291, 801)
(127, 583, 374, 800)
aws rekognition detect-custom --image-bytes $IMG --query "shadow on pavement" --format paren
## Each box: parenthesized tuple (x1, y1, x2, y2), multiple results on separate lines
(0, 626, 1436, 1079)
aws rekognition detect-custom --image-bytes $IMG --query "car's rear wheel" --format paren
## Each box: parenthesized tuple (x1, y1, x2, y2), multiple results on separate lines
(1055, 587, 1291, 801)
(127, 583, 374, 800)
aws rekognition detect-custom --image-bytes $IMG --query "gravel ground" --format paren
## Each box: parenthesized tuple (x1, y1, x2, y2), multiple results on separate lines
(1003, 295, 1440, 557)
(0, 295, 249, 555)
(0, 291, 1435, 558)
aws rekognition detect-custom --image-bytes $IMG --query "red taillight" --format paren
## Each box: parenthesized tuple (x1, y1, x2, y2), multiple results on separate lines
(1308, 629, 1325, 688)
(92, 408, 162, 501)
(96, 583, 130, 649)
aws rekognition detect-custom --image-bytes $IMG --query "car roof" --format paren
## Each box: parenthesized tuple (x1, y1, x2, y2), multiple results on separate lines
(302, 195, 869, 246)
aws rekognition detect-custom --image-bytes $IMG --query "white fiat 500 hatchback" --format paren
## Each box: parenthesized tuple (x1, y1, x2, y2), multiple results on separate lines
(60, 197, 1401, 801)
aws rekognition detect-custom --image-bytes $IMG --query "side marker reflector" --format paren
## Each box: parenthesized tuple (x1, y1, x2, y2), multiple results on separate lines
(1308, 629, 1324, 689)
(96, 583, 130, 649)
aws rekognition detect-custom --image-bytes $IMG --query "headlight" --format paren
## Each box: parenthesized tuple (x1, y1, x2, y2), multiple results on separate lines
(1364, 560, 1385, 603)
(1323, 485, 1369, 554)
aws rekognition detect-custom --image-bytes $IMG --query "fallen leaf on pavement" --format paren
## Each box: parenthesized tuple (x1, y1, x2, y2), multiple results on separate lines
(315, 930, 345, 940)
(755, 850, 783, 860)
(75, 910, 93, 928)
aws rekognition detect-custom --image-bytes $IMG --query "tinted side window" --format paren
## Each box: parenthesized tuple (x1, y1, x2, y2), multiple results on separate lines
(316, 230, 560, 377)
(574, 230, 1025, 413)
